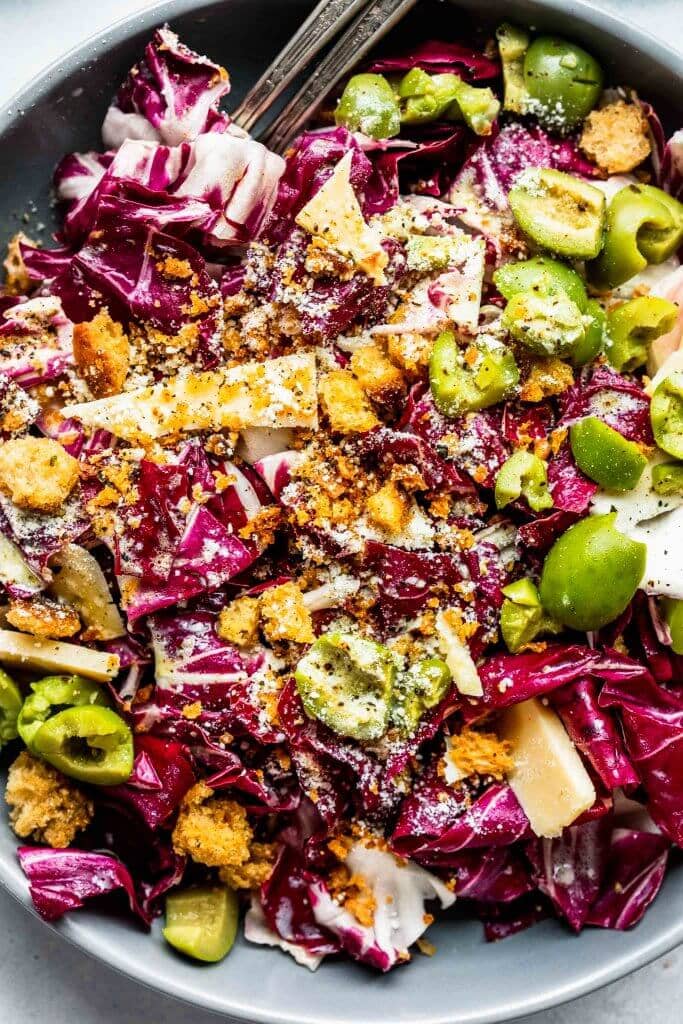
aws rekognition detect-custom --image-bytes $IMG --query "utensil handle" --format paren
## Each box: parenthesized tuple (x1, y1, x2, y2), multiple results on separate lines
(260, 0, 418, 153)
(231, 0, 370, 133)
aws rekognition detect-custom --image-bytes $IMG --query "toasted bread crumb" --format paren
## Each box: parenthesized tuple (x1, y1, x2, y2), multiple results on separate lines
(319, 370, 379, 433)
(217, 596, 261, 647)
(349, 344, 405, 404)
(580, 101, 651, 175)
(445, 727, 514, 781)
(3, 232, 33, 295)
(172, 782, 274, 889)
(6, 750, 93, 848)
(260, 581, 315, 645)
(366, 481, 411, 535)
(520, 357, 574, 403)
(0, 437, 80, 513)
(7, 596, 80, 639)
(72, 310, 130, 398)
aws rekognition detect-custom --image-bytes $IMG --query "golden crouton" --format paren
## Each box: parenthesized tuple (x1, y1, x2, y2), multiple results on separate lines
(6, 596, 80, 639)
(217, 596, 260, 647)
(260, 581, 315, 645)
(319, 370, 378, 433)
(520, 357, 574, 403)
(0, 437, 80, 513)
(580, 100, 651, 175)
(72, 310, 130, 398)
(366, 481, 411, 535)
(3, 232, 33, 295)
(445, 727, 514, 782)
(6, 750, 93, 848)
(172, 782, 274, 889)
(385, 331, 434, 377)
(349, 344, 405, 403)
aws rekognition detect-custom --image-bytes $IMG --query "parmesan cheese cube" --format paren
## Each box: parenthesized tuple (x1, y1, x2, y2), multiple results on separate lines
(296, 152, 388, 285)
(498, 697, 596, 838)
(0, 629, 119, 681)
(63, 352, 318, 444)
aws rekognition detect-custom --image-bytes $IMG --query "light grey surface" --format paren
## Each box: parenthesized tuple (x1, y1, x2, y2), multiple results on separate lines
(0, 0, 682, 1022)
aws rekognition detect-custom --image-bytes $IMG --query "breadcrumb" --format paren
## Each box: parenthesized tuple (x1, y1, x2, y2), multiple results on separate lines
(3, 232, 33, 295)
(349, 344, 405, 404)
(580, 100, 651, 175)
(6, 596, 80, 639)
(445, 727, 514, 781)
(385, 331, 434, 377)
(172, 782, 274, 889)
(328, 865, 377, 927)
(217, 596, 260, 647)
(260, 581, 315, 644)
(5, 750, 93, 848)
(319, 370, 379, 433)
(366, 481, 411, 535)
(0, 437, 80, 513)
(520, 357, 574, 403)
(72, 310, 130, 398)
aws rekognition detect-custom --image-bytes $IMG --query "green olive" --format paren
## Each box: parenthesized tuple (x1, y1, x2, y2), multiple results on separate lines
(571, 299, 605, 366)
(523, 36, 603, 132)
(651, 371, 683, 459)
(164, 885, 239, 963)
(494, 255, 588, 311)
(570, 416, 647, 492)
(539, 513, 646, 631)
(606, 296, 679, 373)
(429, 330, 519, 417)
(509, 169, 606, 260)
(502, 286, 586, 357)
(495, 450, 553, 512)
(335, 73, 401, 139)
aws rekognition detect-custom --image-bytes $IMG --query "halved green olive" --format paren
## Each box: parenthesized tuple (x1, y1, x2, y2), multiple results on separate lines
(163, 885, 239, 963)
(429, 330, 519, 417)
(570, 416, 647, 492)
(509, 168, 606, 259)
(32, 705, 134, 785)
(335, 73, 401, 139)
(606, 296, 679, 373)
(494, 255, 588, 310)
(502, 287, 586, 357)
(495, 450, 553, 512)
(651, 371, 683, 459)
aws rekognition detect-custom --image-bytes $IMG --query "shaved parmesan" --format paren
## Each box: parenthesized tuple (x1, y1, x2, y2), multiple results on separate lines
(296, 152, 388, 285)
(63, 352, 318, 444)
(0, 533, 42, 596)
(436, 610, 483, 697)
(499, 697, 596, 838)
(50, 544, 126, 641)
(0, 629, 119, 681)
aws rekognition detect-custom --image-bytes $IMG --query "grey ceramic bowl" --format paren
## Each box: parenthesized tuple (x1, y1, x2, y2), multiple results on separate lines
(0, 1, 682, 1021)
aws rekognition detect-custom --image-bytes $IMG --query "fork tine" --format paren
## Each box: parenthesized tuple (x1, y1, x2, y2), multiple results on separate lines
(259, 0, 418, 154)
(231, 0, 371, 133)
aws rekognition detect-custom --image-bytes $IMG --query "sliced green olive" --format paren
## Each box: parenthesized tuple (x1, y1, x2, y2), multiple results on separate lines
(295, 632, 396, 742)
(17, 674, 110, 752)
(32, 705, 134, 785)
(571, 299, 605, 366)
(588, 185, 681, 290)
(335, 73, 401, 139)
(494, 255, 588, 310)
(0, 668, 22, 747)
(406, 235, 465, 273)
(163, 885, 239, 963)
(539, 513, 646, 631)
(496, 23, 531, 114)
(570, 416, 647, 492)
(495, 450, 553, 512)
(502, 286, 586, 357)
(392, 657, 452, 735)
(523, 36, 603, 132)
(652, 462, 683, 495)
(662, 599, 683, 655)
(651, 371, 683, 459)
(429, 330, 519, 418)
(509, 168, 606, 259)
(606, 296, 679, 373)
(499, 579, 562, 652)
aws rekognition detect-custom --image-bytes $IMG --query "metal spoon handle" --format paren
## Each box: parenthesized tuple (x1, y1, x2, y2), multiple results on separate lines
(260, 0, 418, 154)
(231, 0, 370, 133)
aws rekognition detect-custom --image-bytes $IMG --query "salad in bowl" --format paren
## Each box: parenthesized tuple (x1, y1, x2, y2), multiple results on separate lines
(0, 8, 682, 975)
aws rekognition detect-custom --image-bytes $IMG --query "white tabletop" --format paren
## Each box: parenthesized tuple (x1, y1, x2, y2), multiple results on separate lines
(1, 1, 683, 1021)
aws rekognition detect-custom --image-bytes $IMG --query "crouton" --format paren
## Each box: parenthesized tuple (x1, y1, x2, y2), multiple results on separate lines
(366, 481, 411, 535)
(580, 100, 651, 175)
(0, 437, 80, 513)
(520, 357, 574, 403)
(6, 596, 80, 639)
(349, 344, 405, 404)
(260, 581, 315, 645)
(385, 331, 434, 377)
(444, 727, 514, 782)
(217, 596, 261, 647)
(5, 750, 93, 848)
(72, 310, 130, 398)
(172, 782, 274, 889)
(319, 370, 378, 433)
(3, 232, 33, 295)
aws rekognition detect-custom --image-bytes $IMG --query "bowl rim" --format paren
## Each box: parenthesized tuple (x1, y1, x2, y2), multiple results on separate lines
(1, 0, 682, 1021)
